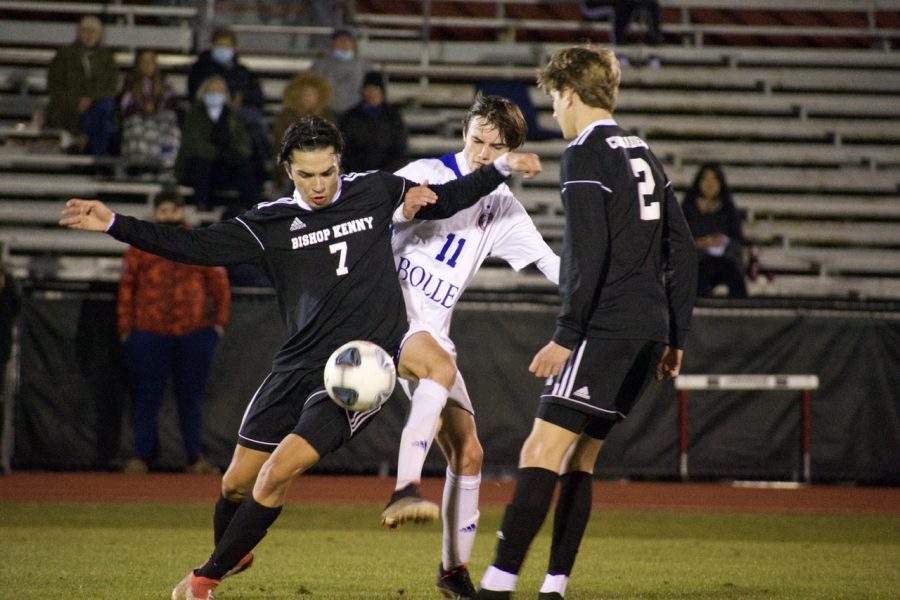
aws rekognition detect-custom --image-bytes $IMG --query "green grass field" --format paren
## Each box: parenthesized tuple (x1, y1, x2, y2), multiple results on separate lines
(1, 501, 898, 599)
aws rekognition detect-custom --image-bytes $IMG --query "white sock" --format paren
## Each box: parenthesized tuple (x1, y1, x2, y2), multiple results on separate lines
(540, 573, 569, 596)
(395, 378, 448, 491)
(480, 565, 517, 592)
(442, 468, 481, 569)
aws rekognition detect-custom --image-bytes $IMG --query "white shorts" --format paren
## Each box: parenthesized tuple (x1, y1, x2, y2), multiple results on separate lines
(400, 323, 473, 414)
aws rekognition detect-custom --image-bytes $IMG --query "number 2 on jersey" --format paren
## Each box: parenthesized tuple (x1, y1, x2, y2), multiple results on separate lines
(435, 233, 466, 268)
(630, 158, 660, 221)
(329, 241, 349, 276)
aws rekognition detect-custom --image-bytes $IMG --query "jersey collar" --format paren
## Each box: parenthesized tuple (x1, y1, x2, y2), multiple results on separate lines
(569, 118, 618, 147)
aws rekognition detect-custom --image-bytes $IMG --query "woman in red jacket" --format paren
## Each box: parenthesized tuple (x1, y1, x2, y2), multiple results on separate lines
(117, 188, 231, 474)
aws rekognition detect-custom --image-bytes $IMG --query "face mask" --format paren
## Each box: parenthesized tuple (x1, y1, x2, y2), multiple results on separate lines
(204, 92, 227, 110)
(333, 49, 354, 61)
(211, 46, 234, 64)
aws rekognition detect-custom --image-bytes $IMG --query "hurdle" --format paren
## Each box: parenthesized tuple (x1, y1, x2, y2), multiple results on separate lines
(674, 374, 820, 484)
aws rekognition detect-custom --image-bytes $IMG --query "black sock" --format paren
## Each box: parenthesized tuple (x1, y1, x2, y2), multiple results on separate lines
(494, 467, 558, 575)
(548, 471, 592, 576)
(213, 495, 243, 546)
(197, 497, 282, 580)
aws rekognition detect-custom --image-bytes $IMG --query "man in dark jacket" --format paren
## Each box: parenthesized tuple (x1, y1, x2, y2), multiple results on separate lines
(338, 71, 408, 173)
(46, 16, 118, 155)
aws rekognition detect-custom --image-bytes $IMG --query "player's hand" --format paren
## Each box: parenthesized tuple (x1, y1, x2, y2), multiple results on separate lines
(214, 325, 225, 337)
(59, 198, 114, 232)
(506, 152, 542, 179)
(655, 346, 683, 380)
(402, 180, 437, 220)
(529, 340, 572, 379)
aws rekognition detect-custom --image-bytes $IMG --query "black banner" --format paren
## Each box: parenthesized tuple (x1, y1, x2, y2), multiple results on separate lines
(10, 293, 900, 484)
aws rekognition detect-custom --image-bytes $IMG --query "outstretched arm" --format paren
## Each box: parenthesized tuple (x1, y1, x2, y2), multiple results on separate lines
(60, 198, 264, 266)
(59, 198, 114, 231)
(415, 152, 542, 220)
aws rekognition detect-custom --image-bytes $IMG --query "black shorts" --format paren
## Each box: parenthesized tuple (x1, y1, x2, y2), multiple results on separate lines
(238, 367, 382, 456)
(537, 338, 665, 440)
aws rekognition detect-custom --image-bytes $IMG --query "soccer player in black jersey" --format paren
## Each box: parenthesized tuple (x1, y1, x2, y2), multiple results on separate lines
(477, 46, 698, 600)
(60, 116, 541, 600)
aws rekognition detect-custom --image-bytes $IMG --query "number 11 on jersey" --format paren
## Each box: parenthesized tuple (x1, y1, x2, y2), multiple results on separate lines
(435, 233, 466, 268)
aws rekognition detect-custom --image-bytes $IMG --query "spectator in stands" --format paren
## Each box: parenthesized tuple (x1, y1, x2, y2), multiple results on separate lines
(271, 71, 336, 194)
(271, 71, 336, 153)
(188, 27, 271, 178)
(681, 163, 749, 298)
(582, 1, 664, 46)
(117, 188, 231, 475)
(119, 49, 180, 169)
(46, 15, 118, 156)
(311, 28, 373, 117)
(339, 71, 408, 173)
(175, 75, 259, 212)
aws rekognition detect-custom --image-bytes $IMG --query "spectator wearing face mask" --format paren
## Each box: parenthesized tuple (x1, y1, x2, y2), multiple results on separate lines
(310, 28, 372, 117)
(187, 28, 271, 179)
(175, 75, 259, 211)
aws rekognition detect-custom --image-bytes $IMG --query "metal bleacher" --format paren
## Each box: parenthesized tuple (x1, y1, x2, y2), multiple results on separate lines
(1, 0, 899, 300)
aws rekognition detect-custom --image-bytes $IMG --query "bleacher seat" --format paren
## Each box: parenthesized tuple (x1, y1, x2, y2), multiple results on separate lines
(1, 0, 899, 299)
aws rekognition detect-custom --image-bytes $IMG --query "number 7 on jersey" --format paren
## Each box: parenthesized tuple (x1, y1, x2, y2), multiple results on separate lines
(329, 241, 349, 276)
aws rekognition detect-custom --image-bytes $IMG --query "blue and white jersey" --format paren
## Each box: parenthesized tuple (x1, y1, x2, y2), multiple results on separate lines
(393, 151, 559, 355)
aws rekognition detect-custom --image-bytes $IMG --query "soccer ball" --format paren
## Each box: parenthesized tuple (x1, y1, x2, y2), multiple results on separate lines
(324, 340, 396, 411)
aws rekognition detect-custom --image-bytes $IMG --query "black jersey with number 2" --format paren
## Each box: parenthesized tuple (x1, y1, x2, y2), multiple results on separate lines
(553, 120, 697, 350)
(108, 166, 507, 372)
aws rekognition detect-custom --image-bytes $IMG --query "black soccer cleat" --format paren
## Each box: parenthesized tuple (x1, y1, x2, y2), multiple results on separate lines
(437, 563, 477, 599)
(538, 593, 564, 599)
(380, 482, 439, 528)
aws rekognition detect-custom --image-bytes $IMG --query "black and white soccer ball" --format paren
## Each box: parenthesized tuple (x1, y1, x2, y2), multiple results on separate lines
(324, 340, 396, 412)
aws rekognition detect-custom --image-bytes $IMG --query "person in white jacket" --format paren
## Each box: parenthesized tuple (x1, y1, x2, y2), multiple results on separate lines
(383, 94, 560, 599)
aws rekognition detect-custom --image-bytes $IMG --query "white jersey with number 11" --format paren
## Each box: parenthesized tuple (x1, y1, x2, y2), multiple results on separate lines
(393, 151, 559, 355)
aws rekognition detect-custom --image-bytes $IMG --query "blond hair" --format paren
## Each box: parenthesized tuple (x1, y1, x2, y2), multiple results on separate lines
(537, 45, 620, 112)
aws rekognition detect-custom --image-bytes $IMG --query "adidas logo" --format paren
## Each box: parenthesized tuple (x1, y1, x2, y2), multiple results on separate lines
(290, 217, 306, 231)
(459, 523, 477, 533)
(573, 386, 591, 400)
(496, 530, 506, 540)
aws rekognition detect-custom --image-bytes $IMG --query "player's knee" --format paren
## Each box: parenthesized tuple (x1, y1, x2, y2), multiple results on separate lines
(518, 434, 562, 471)
(221, 472, 252, 502)
(414, 352, 456, 389)
(458, 437, 483, 474)
(256, 458, 302, 496)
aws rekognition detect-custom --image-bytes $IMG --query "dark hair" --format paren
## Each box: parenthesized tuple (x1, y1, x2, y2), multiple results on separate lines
(211, 27, 237, 46)
(153, 185, 184, 208)
(684, 162, 735, 208)
(462, 93, 527, 150)
(331, 28, 355, 40)
(279, 116, 345, 165)
(363, 71, 385, 91)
